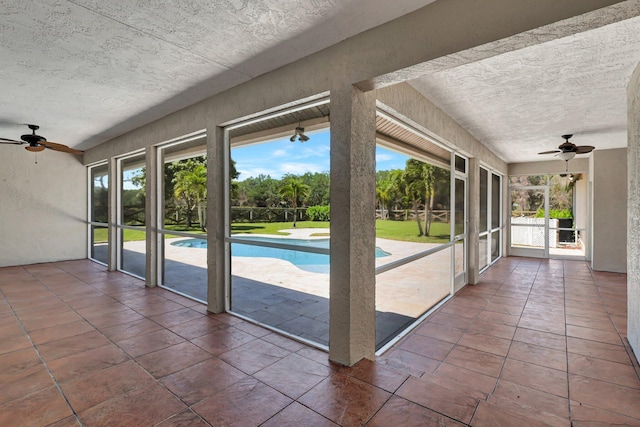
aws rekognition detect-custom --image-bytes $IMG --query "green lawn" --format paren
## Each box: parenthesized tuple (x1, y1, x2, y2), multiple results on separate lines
(93, 220, 454, 244)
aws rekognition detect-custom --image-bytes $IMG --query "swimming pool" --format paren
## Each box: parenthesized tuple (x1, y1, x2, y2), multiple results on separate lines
(171, 236, 390, 274)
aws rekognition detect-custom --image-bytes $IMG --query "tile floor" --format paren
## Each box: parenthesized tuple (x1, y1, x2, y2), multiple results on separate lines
(0, 257, 639, 426)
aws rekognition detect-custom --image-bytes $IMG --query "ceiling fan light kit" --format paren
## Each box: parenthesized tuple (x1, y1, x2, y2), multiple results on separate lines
(537, 134, 595, 164)
(290, 126, 309, 142)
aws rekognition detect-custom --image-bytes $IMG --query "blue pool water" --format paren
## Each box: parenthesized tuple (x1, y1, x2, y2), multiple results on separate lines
(171, 237, 390, 274)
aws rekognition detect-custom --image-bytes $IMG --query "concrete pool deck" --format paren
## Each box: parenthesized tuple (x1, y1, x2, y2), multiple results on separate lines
(112, 228, 459, 347)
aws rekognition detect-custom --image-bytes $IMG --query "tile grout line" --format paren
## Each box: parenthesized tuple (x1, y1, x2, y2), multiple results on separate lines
(0, 265, 84, 427)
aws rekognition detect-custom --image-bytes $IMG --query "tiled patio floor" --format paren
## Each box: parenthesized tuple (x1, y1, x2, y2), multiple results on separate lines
(0, 257, 638, 426)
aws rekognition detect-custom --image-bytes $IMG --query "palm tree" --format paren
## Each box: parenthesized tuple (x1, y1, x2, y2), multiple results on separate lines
(279, 177, 311, 227)
(173, 164, 207, 231)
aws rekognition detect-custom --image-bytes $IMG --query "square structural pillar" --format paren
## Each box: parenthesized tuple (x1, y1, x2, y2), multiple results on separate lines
(628, 63, 640, 356)
(207, 126, 226, 314)
(329, 84, 377, 366)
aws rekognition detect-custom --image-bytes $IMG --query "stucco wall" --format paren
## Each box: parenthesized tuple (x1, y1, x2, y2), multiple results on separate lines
(592, 148, 627, 272)
(628, 63, 640, 355)
(0, 148, 86, 267)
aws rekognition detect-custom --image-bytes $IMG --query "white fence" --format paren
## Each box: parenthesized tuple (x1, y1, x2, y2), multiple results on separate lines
(511, 217, 559, 248)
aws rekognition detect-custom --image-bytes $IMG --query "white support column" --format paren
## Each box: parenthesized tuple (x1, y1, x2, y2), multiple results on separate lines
(329, 84, 377, 366)
(207, 126, 226, 313)
(145, 147, 158, 287)
(108, 157, 118, 272)
(627, 63, 640, 356)
(467, 158, 480, 284)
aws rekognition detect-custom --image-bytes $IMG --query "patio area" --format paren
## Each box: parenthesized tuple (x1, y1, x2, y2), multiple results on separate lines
(1, 256, 638, 426)
(111, 229, 456, 348)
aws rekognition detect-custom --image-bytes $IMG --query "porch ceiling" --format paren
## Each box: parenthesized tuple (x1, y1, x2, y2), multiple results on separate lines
(409, 15, 640, 164)
(0, 0, 435, 151)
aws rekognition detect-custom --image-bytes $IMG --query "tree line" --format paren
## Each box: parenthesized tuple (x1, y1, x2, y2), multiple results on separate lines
(114, 155, 453, 236)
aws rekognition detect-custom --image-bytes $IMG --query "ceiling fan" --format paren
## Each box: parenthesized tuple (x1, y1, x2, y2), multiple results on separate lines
(538, 134, 594, 161)
(0, 124, 83, 155)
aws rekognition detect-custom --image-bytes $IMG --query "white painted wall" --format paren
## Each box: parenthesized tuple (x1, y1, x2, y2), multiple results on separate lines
(592, 148, 627, 272)
(0, 147, 86, 267)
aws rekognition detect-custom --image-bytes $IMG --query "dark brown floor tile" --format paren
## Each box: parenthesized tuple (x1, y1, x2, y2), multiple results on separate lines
(159, 358, 247, 405)
(471, 400, 560, 427)
(219, 335, 293, 374)
(100, 318, 164, 342)
(439, 302, 482, 318)
(298, 372, 391, 426)
(476, 310, 520, 326)
(233, 320, 272, 337)
(377, 348, 440, 377)
(396, 376, 478, 423)
(193, 377, 291, 426)
(514, 327, 566, 351)
(126, 300, 186, 317)
(444, 345, 505, 378)
(0, 333, 32, 355)
(261, 331, 307, 352)
(0, 346, 42, 376)
(135, 341, 212, 378)
(427, 311, 474, 329)
(0, 364, 55, 406)
(148, 307, 203, 328)
(567, 336, 632, 365)
(566, 314, 617, 332)
(47, 344, 129, 383)
(340, 358, 409, 393)
(84, 308, 146, 329)
(492, 380, 569, 420)
(518, 316, 566, 335)
(0, 386, 72, 427)
(60, 360, 153, 413)
(508, 340, 567, 371)
(367, 395, 466, 426)
(457, 330, 511, 356)
(566, 325, 624, 346)
(468, 319, 516, 340)
(414, 321, 465, 343)
(0, 320, 26, 340)
(501, 358, 568, 398)
(78, 382, 186, 427)
(47, 415, 82, 426)
(116, 329, 185, 358)
(191, 326, 256, 355)
(37, 330, 111, 362)
(570, 401, 640, 426)
(76, 302, 129, 319)
(254, 352, 333, 399)
(483, 301, 525, 316)
(154, 409, 209, 427)
(166, 315, 226, 340)
(428, 362, 498, 399)
(399, 333, 454, 361)
(568, 353, 640, 389)
(28, 319, 94, 345)
(570, 374, 640, 419)
(262, 402, 338, 427)
(296, 346, 335, 368)
(20, 310, 83, 332)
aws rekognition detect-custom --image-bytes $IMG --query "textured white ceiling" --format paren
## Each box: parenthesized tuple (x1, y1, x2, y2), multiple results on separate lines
(0, 0, 435, 149)
(410, 16, 640, 163)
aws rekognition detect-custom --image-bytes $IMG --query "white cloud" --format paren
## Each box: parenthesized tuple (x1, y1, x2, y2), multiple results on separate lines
(376, 153, 393, 162)
(271, 148, 289, 158)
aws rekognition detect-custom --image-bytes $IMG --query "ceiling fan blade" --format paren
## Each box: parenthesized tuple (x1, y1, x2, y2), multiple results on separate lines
(0, 137, 24, 144)
(40, 141, 84, 155)
(575, 145, 595, 154)
(538, 150, 561, 155)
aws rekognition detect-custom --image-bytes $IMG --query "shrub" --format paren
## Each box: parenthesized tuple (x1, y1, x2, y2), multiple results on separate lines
(535, 208, 573, 219)
(307, 205, 330, 221)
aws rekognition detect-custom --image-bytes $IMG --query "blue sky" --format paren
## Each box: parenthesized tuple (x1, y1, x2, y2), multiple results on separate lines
(231, 129, 408, 181)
